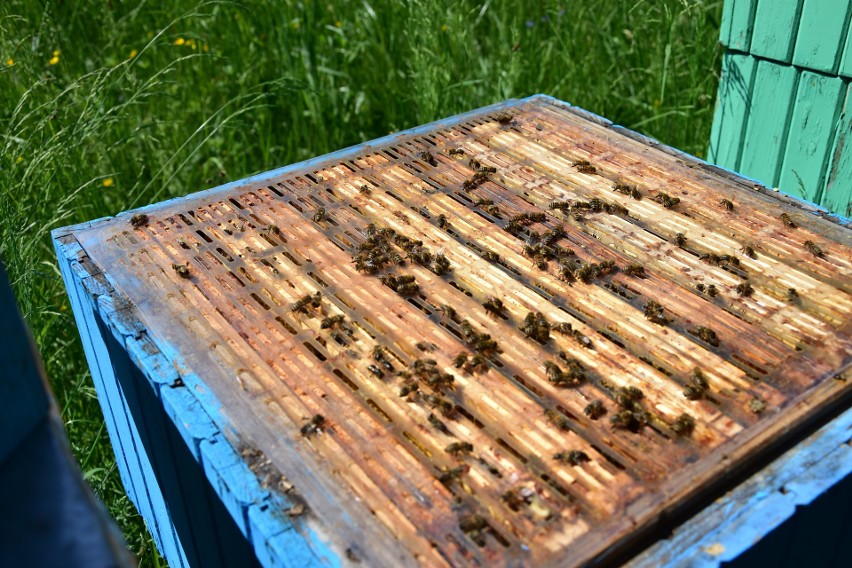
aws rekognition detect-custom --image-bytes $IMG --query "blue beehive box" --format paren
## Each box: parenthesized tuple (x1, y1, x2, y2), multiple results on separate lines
(54, 95, 852, 567)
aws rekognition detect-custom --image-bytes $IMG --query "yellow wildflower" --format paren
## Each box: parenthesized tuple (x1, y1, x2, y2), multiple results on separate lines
(187, 39, 197, 50)
(129, 49, 138, 59)
(15, 156, 23, 164)
(290, 20, 300, 30)
(203, 43, 209, 53)
(49, 55, 59, 65)
(335, 21, 342, 28)
(441, 24, 449, 32)
(5, 58, 13, 66)
(53, 50, 60, 56)
(174, 37, 185, 46)
(102, 178, 114, 187)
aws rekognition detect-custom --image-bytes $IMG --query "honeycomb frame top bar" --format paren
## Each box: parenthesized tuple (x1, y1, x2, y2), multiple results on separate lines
(56, 95, 852, 567)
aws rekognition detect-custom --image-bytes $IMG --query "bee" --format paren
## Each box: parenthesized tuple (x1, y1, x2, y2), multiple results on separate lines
(359, 184, 372, 196)
(683, 367, 708, 400)
(428, 413, 451, 434)
(623, 263, 645, 277)
(719, 199, 734, 212)
(610, 410, 641, 432)
(130, 213, 149, 228)
(494, 111, 514, 124)
(546, 409, 571, 431)
(172, 263, 191, 279)
(436, 214, 449, 229)
(803, 240, 824, 258)
(481, 250, 500, 262)
(447, 147, 466, 157)
(553, 450, 590, 465)
(780, 213, 797, 228)
(464, 353, 489, 374)
(300, 414, 326, 436)
(223, 227, 233, 235)
(672, 413, 695, 436)
(735, 281, 753, 297)
(787, 288, 799, 302)
(683, 385, 703, 400)
(584, 400, 606, 420)
(675, 232, 687, 247)
(652, 192, 681, 208)
(438, 465, 469, 486)
(365, 364, 384, 379)
(445, 441, 474, 455)
(459, 514, 488, 545)
(469, 158, 497, 174)
(552, 322, 573, 335)
(520, 311, 551, 343)
(440, 304, 457, 321)
(643, 300, 668, 325)
(423, 394, 455, 417)
(431, 253, 452, 276)
(419, 151, 438, 167)
(452, 352, 469, 369)
(691, 367, 709, 390)
(573, 160, 597, 174)
(399, 381, 419, 397)
(749, 398, 766, 414)
(290, 292, 318, 314)
(286, 503, 307, 518)
(740, 245, 757, 259)
(613, 183, 642, 199)
(548, 200, 571, 212)
(707, 284, 718, 297)
(483, 297, 506, 317)
(372, 345, 395, 372)
(320, 314, 345, 329)
(691, 326, 720, 347)
(313, 207, 326, 223)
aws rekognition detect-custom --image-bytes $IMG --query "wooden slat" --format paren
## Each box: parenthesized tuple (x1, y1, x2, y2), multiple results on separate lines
(722, 0, 758, 51)
(823, 84, 852, 217)
(739, 60, 799, 188)
(750, 0, 802, 63)
(708, 52, 758, 172)
(778, 71, 846, 203)
(839, 17, 852, 78)
(792, 0, 852, 74)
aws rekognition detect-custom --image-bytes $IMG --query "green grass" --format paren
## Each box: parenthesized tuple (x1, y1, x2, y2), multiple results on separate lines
(0, 1, 722, 565)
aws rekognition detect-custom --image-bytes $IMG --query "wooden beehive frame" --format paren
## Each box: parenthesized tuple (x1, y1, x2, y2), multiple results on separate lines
(58, 95, 852, 566)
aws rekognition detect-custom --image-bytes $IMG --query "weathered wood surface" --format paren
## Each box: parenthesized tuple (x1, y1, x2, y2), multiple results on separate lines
(57, 95, 852, 567)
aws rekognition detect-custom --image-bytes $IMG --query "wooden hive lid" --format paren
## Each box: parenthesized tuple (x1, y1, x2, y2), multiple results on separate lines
(63, 95, 852, 566)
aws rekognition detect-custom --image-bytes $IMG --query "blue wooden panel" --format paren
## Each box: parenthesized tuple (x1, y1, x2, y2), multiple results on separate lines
(778, 71, 846, 202)
(792, 0, 852, 74)
(629, 405, 852, 567)
(750, 0, 802, 63)
(708, 52, 758, 171)
(0, 260, 50, 463)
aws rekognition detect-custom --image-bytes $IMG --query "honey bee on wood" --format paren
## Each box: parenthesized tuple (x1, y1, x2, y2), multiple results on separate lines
(459, 514, 488, 546)
(584, 400, 606, 420)
(643, 300, 668, 325)
(130, 213, 149, 228)
(554, 450, 590, 465)
(469, 158, 497, 174)
(292, 291, 322, 314)
(803, 240, 824, 258)
(431, 253, 452, 276)
(544, 361, 584, 387)
(672, 413, 695, 436)
(735, 281, 753, 297)
(438, 465, 469, 486)
(481, 250, 500, 262)
(313, 207, 326, 223)
(366, 364, 384, 379)
(779, 212, 797, 228)
(787, 288, 799, 302)
(610, 410, 641, 432)
(172, 263, 191, 279)
(683, 367, 708, 400)
(652, 192, 681, 209)
(749, 398, 766, 414)
(623, 263, 645, 277)
(691, 326, 720, 347)
(546, 409, 571, 431)
(464, 353, 489, 374)
(483, 297, 507, 317)
(445, 441, 474, 455)
(399, 381, 419, 397)
(300, 414, 326, 436)
(440, 304, 458, 321)
(719, 199, 734, 212)
(613, 183, 642, 199)
(372, 345, 395, 372)
(707, 284, 718, 297)
(359, 184, 372, 196)
(428, 413, 451, 434)
(520, 311, 551, 343)
(740, 245, 757, 259)
(573, 160, 597, 174)
(675, 232, 687, 247)
(419, 151, 439, 167)
(320, 314, 346, 330)
(494, 111, 514, 124)
(453, 352, 469, 369)
(447, 147, 466, 157)
(436, 214, 449, 229)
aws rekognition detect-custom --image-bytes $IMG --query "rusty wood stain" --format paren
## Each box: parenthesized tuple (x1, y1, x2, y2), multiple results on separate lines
(70, 98, 852, 566)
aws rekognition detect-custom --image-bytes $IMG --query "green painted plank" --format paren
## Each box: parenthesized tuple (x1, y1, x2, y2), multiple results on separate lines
(792, 0, 852, 74)
(739, 61, 799, 188)
(778, 71, 845, 203)
(708, 52, 758, 171)
(724, 0, 759, 51)
(720, 0, 735, 46)
(750, 0, 802, 63)
(838, 15, 852, 78)
(822, 84, 852, 217)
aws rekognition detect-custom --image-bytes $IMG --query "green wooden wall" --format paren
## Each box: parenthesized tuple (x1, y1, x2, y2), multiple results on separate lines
(711, 0, 852, 217)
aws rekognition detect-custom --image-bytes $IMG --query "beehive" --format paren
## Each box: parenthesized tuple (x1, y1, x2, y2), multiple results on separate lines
(55, 95, 852, 567)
